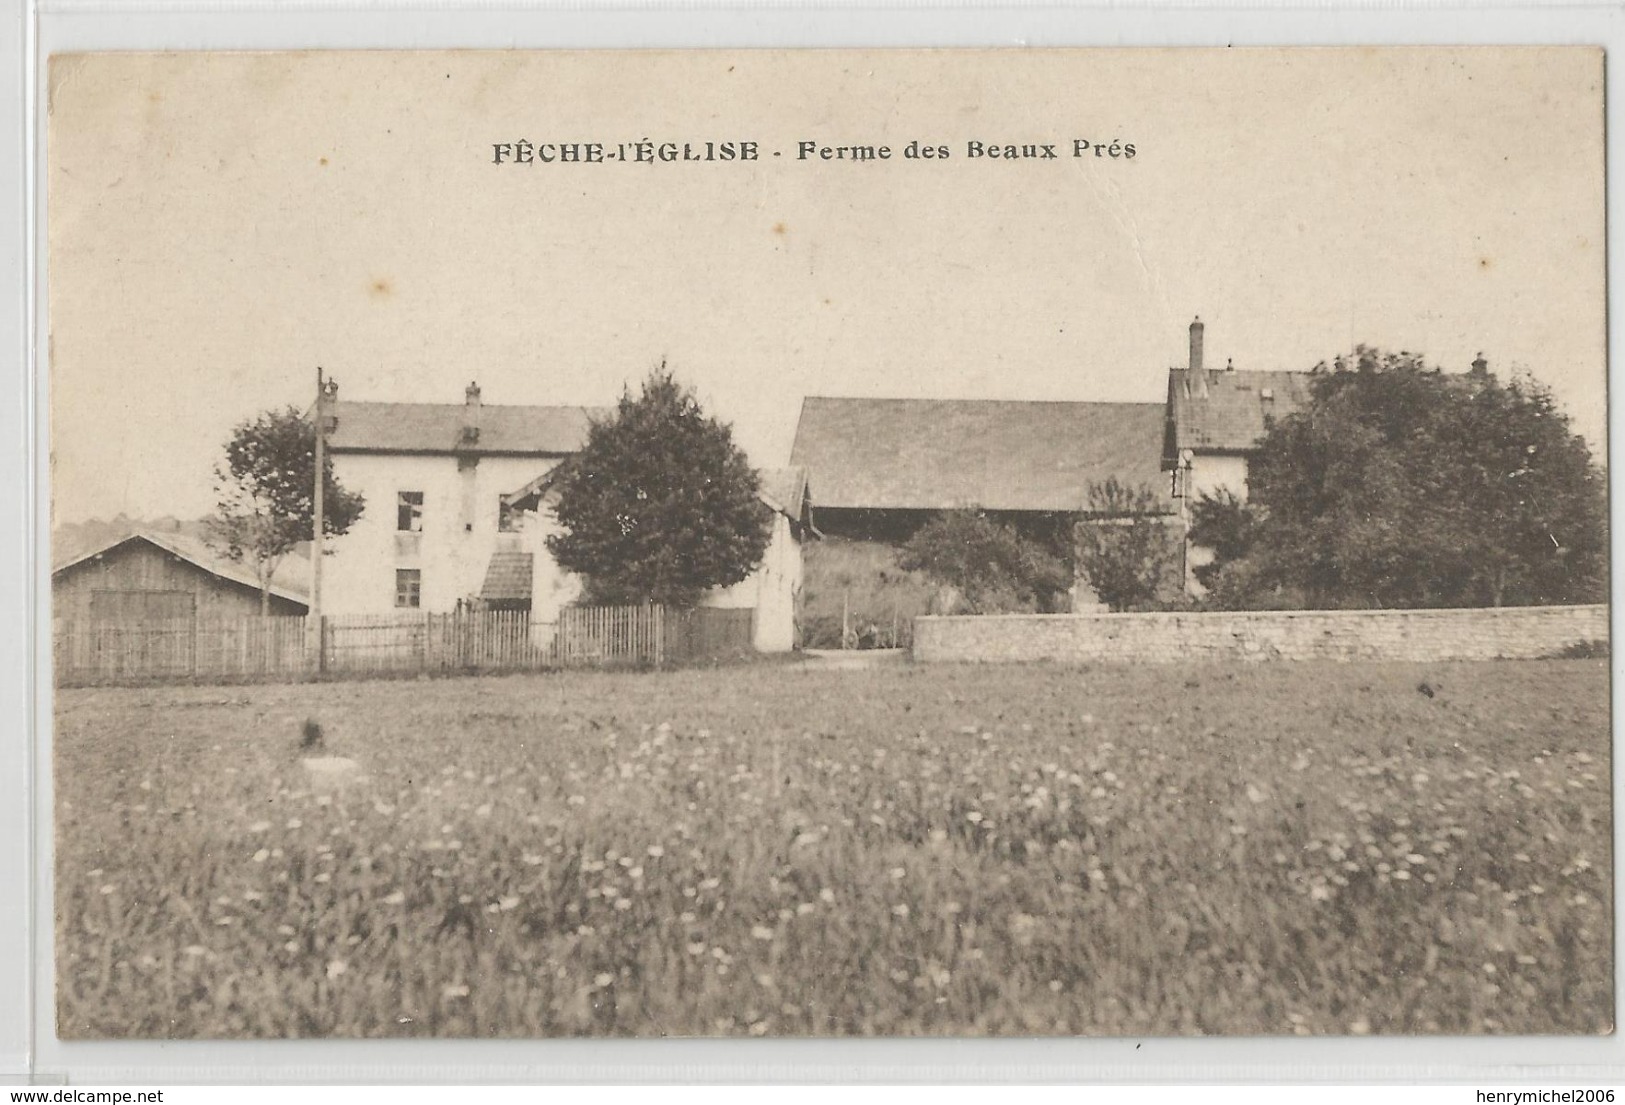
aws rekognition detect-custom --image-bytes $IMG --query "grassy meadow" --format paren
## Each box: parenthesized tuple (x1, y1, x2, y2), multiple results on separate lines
(54, 659, 1612, 1038)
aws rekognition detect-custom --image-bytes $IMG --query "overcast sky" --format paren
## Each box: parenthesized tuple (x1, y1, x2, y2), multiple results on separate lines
(48, 47, 1606, 524)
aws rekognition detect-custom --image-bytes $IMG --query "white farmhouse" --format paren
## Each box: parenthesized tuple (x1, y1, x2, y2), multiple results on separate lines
(1163, 318, 1313, 589)
(1163, 317, 1314, 504)
(319, 383, 813, 651)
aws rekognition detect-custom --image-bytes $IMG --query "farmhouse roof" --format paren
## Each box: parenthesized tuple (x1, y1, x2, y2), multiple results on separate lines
(51, 529, 311, 606)
(1165, 368, 1315, 456)
(501, 465, 819, 532)
(327, 401, 608, 456)
(789, 397, 1171, 513)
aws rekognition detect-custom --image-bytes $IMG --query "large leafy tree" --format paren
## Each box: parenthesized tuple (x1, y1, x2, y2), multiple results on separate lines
(898, 509, 1071, 614)
(546, 368, 772, 607)
(1193, 348, 1606, 609)
(205, 406, 366, 615)
(1073, 478, 1181, 611)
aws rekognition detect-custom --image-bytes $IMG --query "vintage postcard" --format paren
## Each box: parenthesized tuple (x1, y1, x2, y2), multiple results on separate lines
(47, 48, 1609, 1038)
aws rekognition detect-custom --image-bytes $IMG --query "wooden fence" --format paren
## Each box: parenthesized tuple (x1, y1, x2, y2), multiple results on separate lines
(53, 605, 756, 687)
(664, 606, 756, 661)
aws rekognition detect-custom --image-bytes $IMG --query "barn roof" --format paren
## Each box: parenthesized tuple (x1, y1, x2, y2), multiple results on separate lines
(327, 401, 608, 456)
(789, 397, 1170, 513)
(52, 530, 311, 606)
(1166, 368, 1315, 456)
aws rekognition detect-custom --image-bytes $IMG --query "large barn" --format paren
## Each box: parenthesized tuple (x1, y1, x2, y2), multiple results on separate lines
(788, 395, 1175, 638)
(790, 396, 1172, 543)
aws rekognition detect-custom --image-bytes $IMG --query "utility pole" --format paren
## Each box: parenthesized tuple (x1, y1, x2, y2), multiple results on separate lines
(1177, 448, 1194, 594)
(310, 367, 333, 671)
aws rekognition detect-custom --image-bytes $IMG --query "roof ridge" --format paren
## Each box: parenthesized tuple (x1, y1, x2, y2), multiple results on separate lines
(800, 395, 1164, 407)
(334, 399, 605, 410)
(1169, 366, 1315, 376)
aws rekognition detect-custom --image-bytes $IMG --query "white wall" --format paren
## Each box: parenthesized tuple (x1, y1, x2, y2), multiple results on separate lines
(516, 507, 582, 626)
(703, 511, 802, 652)
(1188, 453, 1251, 501)
(1181, 452, 1252, 595)
(321, 453, 563, 615)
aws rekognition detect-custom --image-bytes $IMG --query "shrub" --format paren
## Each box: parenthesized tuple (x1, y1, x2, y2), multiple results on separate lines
(898, 510, 1070, 615)
(1074, 480, 1181, 611)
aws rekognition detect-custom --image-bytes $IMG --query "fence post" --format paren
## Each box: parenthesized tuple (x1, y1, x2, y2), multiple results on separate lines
(318, 615, 329, 676)
(655, 604, 665, 668)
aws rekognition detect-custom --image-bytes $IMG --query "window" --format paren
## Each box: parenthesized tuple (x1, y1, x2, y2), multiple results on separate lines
(397, 491, 424, 532)
(395, 568, 422, 608)
(498, 498, 519, 533)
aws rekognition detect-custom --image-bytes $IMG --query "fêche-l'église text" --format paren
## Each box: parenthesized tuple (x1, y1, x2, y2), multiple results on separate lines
(489, 138, 1137, 165)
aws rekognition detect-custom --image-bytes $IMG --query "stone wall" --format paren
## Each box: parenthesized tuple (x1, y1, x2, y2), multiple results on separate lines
(912, 605, 1609, 665)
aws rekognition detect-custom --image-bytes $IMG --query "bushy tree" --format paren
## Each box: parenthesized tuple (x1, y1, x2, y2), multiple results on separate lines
(205, 406, 365, 615)
(898, 509, 1070, 614)
(546, 368, 772, 607)
(1073, 478, 1180, 611)
(1187, 489, 1257, 592)
(1198, 348, 1606, 609)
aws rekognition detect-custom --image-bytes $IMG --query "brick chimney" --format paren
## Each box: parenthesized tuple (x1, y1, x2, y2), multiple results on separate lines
(318, 377, 339, 434)
(461, 381, 481, 445)
(1188, 317, 1208, 397)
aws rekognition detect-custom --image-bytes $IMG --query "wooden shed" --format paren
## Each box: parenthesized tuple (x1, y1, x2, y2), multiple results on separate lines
(52, 530, 309, 623)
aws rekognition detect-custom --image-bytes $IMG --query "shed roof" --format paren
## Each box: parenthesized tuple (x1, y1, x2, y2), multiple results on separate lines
(52, 530, 311, 606)
(479, 551, 535, 603)
(327, 401, 607, 456)
(1166, 368, 1315, 456)
(789, 397, 1170, 513)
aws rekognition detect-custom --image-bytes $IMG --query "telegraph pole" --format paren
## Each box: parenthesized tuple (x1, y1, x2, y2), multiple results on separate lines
(310, 367, 329, 671)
